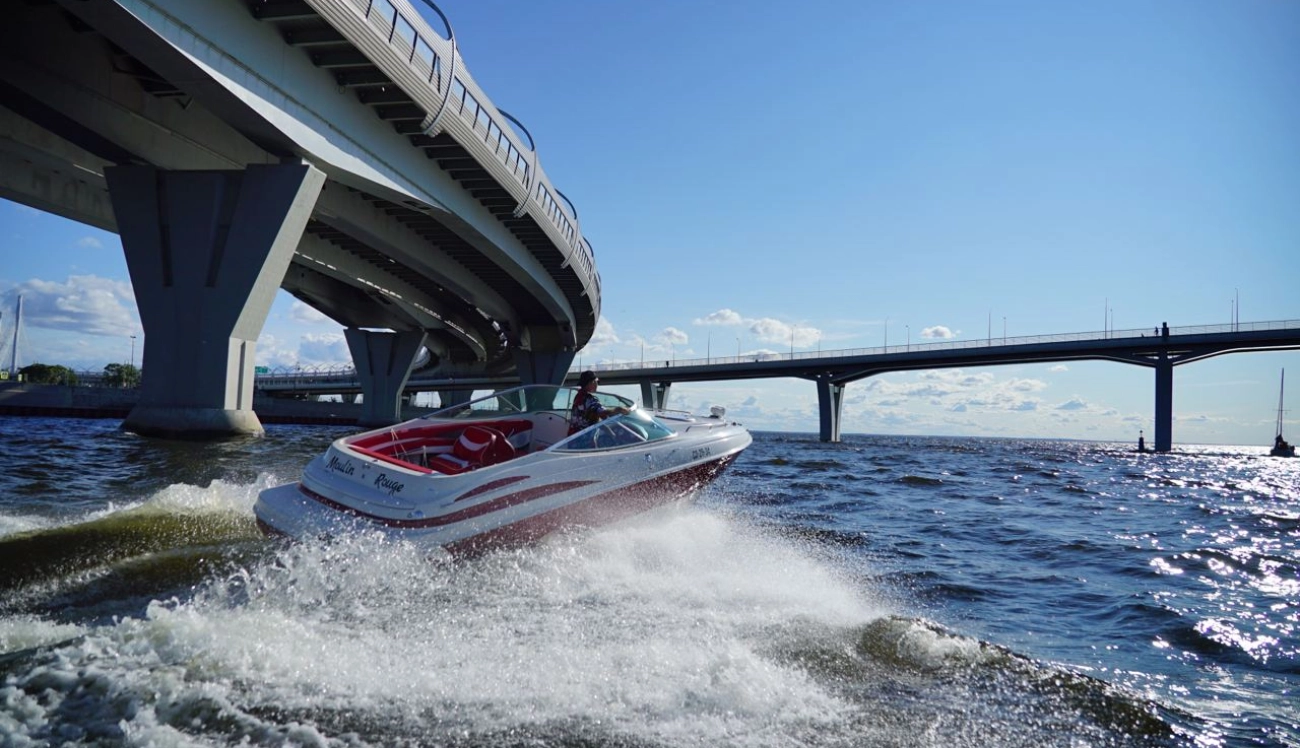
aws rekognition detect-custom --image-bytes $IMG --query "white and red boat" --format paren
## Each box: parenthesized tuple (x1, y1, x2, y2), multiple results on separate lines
(254, 384, 751, 555)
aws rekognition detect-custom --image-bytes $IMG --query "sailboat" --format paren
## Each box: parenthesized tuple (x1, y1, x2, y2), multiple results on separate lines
(1270, 369, 1296, 457)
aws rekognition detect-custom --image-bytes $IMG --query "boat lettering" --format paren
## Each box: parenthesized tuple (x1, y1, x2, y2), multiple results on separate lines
(691, 446, 712, 461)
(374, 473, 405, 496)
(326, 455, 356, 476)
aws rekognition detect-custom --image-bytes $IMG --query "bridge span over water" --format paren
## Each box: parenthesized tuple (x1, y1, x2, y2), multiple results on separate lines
(2, 0, 599, 437)
(258, 319, 1300, 451)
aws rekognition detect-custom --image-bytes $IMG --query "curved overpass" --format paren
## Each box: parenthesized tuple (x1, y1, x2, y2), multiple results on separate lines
(0, 0, 600, 435)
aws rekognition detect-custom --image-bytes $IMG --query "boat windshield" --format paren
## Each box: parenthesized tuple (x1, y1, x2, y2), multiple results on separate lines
(424, 384, 636, 420)
(555, 410, 676, 452)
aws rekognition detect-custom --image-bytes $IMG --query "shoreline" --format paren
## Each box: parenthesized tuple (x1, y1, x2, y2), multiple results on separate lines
(0, 382, 433, 427)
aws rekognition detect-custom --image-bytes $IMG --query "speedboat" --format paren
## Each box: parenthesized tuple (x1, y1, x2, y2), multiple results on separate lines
(254, 384, 752, 555)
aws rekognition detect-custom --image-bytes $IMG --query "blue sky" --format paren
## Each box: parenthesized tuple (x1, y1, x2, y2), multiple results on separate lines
(1, 0, 1297, 444)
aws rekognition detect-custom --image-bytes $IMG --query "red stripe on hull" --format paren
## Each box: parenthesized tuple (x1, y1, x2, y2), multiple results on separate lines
(299, 479, 598, 529)
(445, 452, 741, 557)
(454, 475, 530, 502)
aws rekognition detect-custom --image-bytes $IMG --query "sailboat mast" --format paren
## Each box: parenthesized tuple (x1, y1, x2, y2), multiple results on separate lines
(7, 295, 20, 377)
(1278, 369, 1286, 439)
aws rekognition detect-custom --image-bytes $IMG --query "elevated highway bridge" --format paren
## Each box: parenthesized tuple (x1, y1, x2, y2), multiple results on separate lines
(1, 0, 599, 437)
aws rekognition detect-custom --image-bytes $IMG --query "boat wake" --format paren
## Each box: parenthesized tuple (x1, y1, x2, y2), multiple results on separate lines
(0, 496, 1185, 747)
(0, 477, 274, 616)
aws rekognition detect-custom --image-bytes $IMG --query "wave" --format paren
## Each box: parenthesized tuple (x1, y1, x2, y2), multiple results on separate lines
(0, 478, 271, 607)
(896, 475, 945, 486)
(760, 614, 1181, 745)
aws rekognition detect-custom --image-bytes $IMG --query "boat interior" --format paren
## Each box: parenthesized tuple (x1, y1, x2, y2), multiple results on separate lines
(346, 413, 569, 475)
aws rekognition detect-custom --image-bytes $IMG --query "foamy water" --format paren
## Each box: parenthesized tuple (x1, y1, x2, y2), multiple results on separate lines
(3, 498, 898, 746)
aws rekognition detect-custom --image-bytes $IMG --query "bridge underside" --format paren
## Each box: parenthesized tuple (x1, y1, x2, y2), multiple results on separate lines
(1, 0, 599, 435)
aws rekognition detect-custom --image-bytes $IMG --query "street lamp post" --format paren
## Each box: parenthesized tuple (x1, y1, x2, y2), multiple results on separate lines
(906, 324, 910, 351)
(129, 335, 136, 368)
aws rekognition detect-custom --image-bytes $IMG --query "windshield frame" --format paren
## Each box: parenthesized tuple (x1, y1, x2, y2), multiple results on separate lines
(553, 410, 677, 452)
(422, 384, 637, 420)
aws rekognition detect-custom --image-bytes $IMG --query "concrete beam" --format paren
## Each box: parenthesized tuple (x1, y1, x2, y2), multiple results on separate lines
(436, 388, 474, 410)
(512, 324, 576, 386)
(1154, 355, 1173, 452)
(638, 380, 672, 411)
(346, 328, 428, 427)
(109, 163, 325, 439)
(816, 375, 845, 443)
(312, 184, 515, 326)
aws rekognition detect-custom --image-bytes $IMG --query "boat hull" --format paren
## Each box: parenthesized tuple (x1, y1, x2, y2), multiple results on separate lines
(255, 450, 743, 556)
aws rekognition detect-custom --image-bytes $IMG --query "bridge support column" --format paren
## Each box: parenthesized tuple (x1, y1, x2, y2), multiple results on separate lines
(1154, 355, 1173, 452)
(513, 325, 575, 386)
(107, 164, 325, 439)
(639, 380, 672, 410)
(345, 328, 427, 427)
(816, 375, 845, 443)
(436, 388, 474, 409)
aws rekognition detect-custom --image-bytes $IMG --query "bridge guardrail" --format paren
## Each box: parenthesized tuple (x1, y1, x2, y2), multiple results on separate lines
(608, 319, 1300, 371)
(248, 319, 1300, 386)
(327, 0, 599, 297)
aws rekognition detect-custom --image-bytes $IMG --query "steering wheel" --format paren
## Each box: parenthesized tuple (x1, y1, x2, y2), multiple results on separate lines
(625, 420, 648, 441)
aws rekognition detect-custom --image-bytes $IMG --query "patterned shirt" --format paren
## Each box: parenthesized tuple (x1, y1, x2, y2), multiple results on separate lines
(569, 391, 607, 433)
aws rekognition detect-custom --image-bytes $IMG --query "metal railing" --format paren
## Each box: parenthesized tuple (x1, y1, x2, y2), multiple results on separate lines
(578, 319, 1300, 372)
(245, 319, 1300, 385)
(335, 0, 597, 289)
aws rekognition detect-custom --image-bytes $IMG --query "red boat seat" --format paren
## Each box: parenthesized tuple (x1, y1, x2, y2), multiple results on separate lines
(429, 425, 515, 474)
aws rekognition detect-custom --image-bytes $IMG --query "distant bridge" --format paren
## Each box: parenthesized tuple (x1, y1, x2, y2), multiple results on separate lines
(255, 319, 1300, 451)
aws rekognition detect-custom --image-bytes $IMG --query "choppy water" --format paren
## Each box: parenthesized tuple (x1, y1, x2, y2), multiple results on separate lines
(0, 416, 1296, 747)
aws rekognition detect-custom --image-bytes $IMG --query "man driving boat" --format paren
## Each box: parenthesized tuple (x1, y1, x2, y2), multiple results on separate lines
(569, 370, 630, 434)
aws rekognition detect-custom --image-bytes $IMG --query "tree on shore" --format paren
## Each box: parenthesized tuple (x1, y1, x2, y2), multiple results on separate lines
(18, 363, 79, 385)
(103, 363, 141, 388)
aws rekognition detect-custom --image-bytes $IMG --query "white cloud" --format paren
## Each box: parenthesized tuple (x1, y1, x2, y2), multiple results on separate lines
(1008, 378, 1047, 392)
(693, 308, 822, 348)
(256, 331, 351, 370)
(694, 309, 743, 326)
(1056, 398, 1089, 411)
(1049, 364, 1069, 372)
(289, 300, 331, 324)
(76, 236, 105, 249)
(298, 332, 349, 365)
(2, 276, 138, 337)
(659, 326, 689, 345)
(588, 316, 620, 348)
(920, 325, 957, 339)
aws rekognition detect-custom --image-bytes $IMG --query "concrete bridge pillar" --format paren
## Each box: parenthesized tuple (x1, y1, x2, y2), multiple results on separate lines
(816, 375, 845, 443)
(513, 325, 575, 386)
(639, 380, 672, 410)
(106, 163, 325, 439)
(1154, 355, 1173, 452)
(345, 328, 427, 427)
(436, 388, 474, 409)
